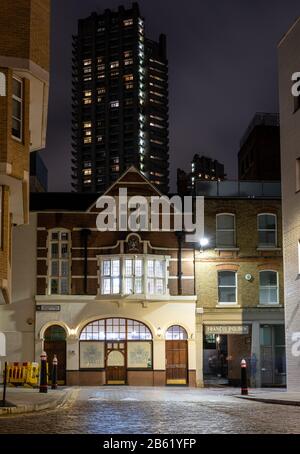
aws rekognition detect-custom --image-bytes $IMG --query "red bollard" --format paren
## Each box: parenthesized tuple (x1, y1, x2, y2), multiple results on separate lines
(240, 358, 248, 395)
(51, 355, 58, 390)
(39, 351, 48, 393)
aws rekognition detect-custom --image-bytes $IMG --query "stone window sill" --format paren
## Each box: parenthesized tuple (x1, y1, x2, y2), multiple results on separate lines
(216, 304, 241, 308)
(257, 247, 281, 251)
(215, 248, 240, 252)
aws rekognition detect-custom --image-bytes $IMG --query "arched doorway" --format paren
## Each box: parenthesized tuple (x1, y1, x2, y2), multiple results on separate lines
(44, 325, 67, 385)
(165, 325, 188, 385)
(80, 318, 153, 385)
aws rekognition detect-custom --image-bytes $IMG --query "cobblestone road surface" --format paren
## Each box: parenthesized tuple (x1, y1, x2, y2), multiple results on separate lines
(0, 387, 300, 434)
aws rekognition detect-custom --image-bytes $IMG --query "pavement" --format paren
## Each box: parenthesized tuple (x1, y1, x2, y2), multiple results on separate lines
(0, 386, 78, 416)
(238, 388, 300, 406)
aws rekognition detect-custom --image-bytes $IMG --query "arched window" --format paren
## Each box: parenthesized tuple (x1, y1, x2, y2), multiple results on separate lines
(216, 214, 236, 248)
(257, 213, 277, 248)
(48, 229, 71, 295)
(44, 325, 66, 341)
(80, 318, 152, 341)
(218, 270, 237, 304)
(166, 325, 188, 340)
(259, 271, 279, 305)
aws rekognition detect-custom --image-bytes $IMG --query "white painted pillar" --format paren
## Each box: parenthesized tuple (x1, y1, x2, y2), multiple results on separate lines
(67, 338, 79, 370)
(195, 313, 204, 387)
(153, 339, 165, 370)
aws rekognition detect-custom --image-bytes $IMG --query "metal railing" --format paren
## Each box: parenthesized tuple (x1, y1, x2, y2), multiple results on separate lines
(195, 180, 281, 198)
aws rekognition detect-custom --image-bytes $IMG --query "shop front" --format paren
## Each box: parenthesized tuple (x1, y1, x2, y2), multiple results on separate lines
(203, 324, 252, 386)
(201, 320, 286, 387)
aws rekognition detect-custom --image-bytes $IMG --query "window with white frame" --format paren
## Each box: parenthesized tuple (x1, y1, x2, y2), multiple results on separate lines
(101, 258, 121, 295)
(48, 230, 71, 295)
(12, 77, 23, 140)
(147, 259, 165, 295)
(218, 271, 237, 304)
(257, 213, 277, 248)
(216, 214, 236, 248)
(99, 256, 168, 296)
(259, 271, 279, 305)
(124, 257, 143, 294)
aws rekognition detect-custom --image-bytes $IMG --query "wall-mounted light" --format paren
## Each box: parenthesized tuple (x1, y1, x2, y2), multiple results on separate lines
(157, 327, 162, 338)
(69, 329, 77, 338)
(199, 238, 209, 248)
(199, 237, 209, 253)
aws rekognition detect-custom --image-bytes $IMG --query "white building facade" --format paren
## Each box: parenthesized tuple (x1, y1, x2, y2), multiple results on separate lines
(278, 17, 300, 392)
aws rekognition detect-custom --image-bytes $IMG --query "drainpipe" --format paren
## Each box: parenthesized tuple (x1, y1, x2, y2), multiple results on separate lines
(81, 229, 91, 294)
(176, 231, 184, 296)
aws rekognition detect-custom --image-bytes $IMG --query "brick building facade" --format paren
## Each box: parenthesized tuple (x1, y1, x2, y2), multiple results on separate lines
(0, 0, 50, 370)
(0, 0, 50, 304)
(195, 188, 285, 387)
(32, 168, 197, 386)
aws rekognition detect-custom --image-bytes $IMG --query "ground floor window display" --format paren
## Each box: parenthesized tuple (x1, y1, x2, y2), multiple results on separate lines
(203, 324, 286, 387)
(79, 318, 153, 385)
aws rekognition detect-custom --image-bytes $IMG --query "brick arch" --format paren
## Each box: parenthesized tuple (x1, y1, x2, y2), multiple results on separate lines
(215, 209, 238, 215)
(256, 208, 278, 215)
(257, 263, 280, 271)
(216, 264, 239, 271)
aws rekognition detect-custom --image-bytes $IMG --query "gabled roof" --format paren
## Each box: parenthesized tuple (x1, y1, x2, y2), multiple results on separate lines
(87, 166, 163, 212)
(30, 167, 166, 213)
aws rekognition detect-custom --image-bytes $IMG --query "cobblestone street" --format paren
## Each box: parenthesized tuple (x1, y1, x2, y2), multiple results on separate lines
(1, 387, 300, 434)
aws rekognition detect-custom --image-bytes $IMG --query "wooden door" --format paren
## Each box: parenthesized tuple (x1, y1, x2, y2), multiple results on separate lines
(44, 340, 66, 385)
(106, 342, 126, 385)
(166, 340, 188, 385)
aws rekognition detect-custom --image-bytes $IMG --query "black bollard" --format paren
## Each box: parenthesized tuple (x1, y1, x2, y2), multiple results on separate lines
(240, 358, 248, 395)
(51, 355, 58, 390)
(39, 351, 48, 393)
(2, 362, 7, 406)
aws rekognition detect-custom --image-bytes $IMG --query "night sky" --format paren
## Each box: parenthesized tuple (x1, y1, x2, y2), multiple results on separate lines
(43, 0, 300, 192)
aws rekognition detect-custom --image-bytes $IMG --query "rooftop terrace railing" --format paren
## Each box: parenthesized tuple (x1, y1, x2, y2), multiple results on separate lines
(195, 180, 281, 198)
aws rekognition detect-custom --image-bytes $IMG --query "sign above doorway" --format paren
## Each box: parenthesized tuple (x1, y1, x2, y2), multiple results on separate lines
(205, 325, 250, 335)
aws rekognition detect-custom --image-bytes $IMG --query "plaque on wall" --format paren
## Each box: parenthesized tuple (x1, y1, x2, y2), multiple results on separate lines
(80, 342, 105, 369)
(127, 341, 152, 368)
(36, 305, 61, 312)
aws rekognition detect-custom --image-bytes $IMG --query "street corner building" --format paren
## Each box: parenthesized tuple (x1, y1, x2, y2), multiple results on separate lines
(195, 180, 285, 388)
(20, 168, 196, 386)
(278, 16, 300, 392)
(0, 0, 50, 366)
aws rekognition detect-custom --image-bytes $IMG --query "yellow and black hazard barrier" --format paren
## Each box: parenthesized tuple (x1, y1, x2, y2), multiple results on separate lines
(6, 362, 40, 387)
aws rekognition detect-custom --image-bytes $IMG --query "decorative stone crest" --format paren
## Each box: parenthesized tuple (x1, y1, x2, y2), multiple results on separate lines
(127, 234, 140, 252)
